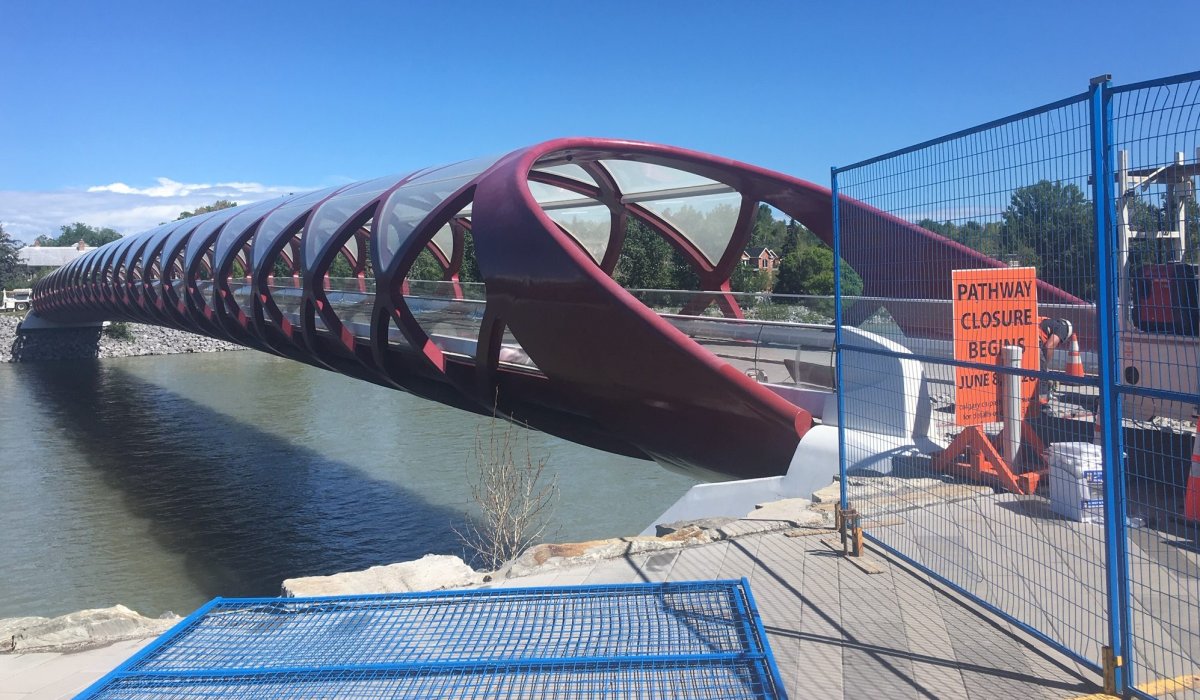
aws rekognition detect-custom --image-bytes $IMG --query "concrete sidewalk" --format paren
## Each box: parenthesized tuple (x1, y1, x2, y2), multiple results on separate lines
(484, 527, 1105, 699)
(1, 527, 1105, 699)
(0, 638, 151, 700)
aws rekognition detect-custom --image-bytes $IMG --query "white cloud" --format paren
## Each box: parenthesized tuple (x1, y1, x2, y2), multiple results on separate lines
(0, 178, 311, 243)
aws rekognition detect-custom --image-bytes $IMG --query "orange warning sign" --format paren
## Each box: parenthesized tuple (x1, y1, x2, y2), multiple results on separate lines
(952, 267, 1040, 426)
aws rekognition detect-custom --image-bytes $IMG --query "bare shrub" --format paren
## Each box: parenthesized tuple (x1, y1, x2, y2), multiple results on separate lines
(455, 413, 558, 572)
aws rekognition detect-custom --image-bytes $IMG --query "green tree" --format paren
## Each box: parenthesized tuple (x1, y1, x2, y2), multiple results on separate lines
(775, 246, 862, 298)
(778, 220, 801, 259)
(1000, 180, 1094, 299)
(35, 222, 122, 248)
(773, 246, 863, 319)
(408, 248, 444, 281)
(328, 254, 354, 278)
(273, 257, 293, 279)
(918, 218, 1001, 257)
(0, 224, 28, 290)
(749, 204, 787, 251)
(177, 200, 237, 220)
(613, 218, 672, 289)
(730, 263, 770, 293)
(459, 231, 481, 284)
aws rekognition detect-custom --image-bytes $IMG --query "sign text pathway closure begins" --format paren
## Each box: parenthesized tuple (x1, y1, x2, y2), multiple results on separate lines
(952, 267, 1040, 426)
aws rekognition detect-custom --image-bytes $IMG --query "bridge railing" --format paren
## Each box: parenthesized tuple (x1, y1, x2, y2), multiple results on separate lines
(237, 280, 844, 404)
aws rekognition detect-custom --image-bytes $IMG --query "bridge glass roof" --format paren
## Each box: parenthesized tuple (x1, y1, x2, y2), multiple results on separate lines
(535, 163, 597, 186)
(546, 202, 611, 262)
(639, 189, 742, 265)
(304, 174, 405, 268)
(528, 157, 742, 267)
(213, 198, 283, 270)
(428, 222, 454, 261)
(252, 186, 344, 269)
(184, 206, 241, 274)
(375, 156, 499, 271)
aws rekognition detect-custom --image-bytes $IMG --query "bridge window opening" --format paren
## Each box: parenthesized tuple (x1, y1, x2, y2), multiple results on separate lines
(326, 245, 357, 287)
(196, 244, 215, 281)
(213, 219, 267, 323)
(263, 231, 306, 330)
(375, 157, 497, 276)
(128, 258, 141, 284)
(404, 210, 486, 364)
(612, 217, 677, 292)
(249, 186, 345, 330)
(320, 222, 377, 339)
(228, 249, 256, 317)
(496, 323, 538, 371)
(304, 174, 399, 300)
(102, 258, 115, 289)
(408, 247, 444, 281)
(167, 254, 185, 299)
(146, 254, 163, 301)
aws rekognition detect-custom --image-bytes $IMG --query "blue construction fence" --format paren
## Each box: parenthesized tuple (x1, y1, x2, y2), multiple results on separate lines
(833, 71, 1200, 697)
(76, 580, 787, 699)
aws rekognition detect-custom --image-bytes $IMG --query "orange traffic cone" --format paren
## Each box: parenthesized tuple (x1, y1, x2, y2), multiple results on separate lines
(1065, 333, 1085, 377)
(1185, 417, 1200, 522)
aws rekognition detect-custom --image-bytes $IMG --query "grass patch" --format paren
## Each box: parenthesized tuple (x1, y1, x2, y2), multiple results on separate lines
(103, 322, 135, 341)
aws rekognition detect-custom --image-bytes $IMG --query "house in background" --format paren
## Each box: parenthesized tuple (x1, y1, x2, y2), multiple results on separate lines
(741, 246, 780, 272)
(20, 239, 92, 281)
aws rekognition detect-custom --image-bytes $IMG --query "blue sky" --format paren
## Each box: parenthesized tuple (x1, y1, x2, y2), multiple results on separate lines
(1, 0, 1195, 241)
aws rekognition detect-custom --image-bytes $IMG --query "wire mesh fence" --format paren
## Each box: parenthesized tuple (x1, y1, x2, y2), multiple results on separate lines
(833, 71, 1200, 697)
(77, 580, 788, 700)
(1109, 73, 1200, 696)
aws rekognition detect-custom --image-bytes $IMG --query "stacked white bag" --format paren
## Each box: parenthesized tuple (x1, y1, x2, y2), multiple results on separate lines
(1047, 442, 1105, 523)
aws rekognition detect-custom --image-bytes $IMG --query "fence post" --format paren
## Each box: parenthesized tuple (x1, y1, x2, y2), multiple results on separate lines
(831, 166, 849, 511)
(1089, 73, 1132, 695)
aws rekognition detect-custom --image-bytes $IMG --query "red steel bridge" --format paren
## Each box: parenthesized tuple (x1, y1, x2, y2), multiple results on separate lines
(29, 138, 1085, 480)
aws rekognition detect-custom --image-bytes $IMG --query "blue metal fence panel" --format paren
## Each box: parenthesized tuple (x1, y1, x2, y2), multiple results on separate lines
(832, 70, 1200, 697)
(76, 580, 787, 699)
(832, 91, 1111, 672)
(1091, 75, 1133, 693)
(1107, 71, 1200, 698)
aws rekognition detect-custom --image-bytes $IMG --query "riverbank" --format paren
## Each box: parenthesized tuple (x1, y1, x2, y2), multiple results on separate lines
(0, 486, 1106, 698)
(0, 315, 243, 363)
(0, 493, 833, 655)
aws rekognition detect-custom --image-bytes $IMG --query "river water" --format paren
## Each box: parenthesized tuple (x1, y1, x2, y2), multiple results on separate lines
(0, 352, 697, 619)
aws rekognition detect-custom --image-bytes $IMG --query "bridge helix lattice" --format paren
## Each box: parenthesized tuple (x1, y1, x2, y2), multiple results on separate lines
(32, 138, 1081, 479)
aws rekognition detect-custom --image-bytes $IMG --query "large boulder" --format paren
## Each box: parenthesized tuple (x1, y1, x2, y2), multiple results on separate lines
(0, 605, 179, 654)
(505, 526, 713, 579)
(281, 554, 485, 597)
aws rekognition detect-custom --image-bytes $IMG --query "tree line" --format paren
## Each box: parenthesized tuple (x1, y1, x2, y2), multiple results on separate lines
(10, 181, 1186, 301)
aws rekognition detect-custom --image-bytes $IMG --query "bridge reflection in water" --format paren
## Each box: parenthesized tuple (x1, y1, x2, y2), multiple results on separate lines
(31, 138, 1083, 482)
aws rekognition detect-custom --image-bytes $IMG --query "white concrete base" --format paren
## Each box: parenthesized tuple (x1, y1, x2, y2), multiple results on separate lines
(17, 312, 108, 331)
(645, 325, 944, 535)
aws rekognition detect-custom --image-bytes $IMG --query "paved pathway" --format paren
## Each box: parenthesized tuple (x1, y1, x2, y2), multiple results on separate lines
(1, 528, 1106, 699)
(481, 528, 1105, 699)
(0, 639, 151, 700)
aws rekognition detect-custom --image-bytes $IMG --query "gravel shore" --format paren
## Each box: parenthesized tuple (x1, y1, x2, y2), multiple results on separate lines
(0, 314, 244, 363)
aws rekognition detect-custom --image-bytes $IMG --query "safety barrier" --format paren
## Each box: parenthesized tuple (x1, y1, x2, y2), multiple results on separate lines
(833, 71, 1200, 697)
(76, 580, 786, 699)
